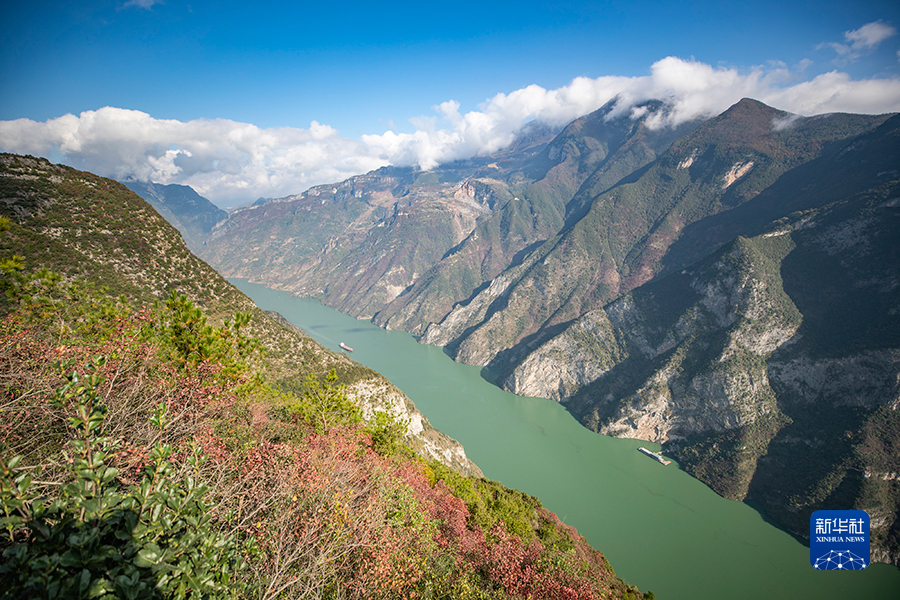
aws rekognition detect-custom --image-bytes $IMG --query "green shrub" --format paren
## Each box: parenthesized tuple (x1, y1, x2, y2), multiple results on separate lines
(158, 290, 257, 374)
(0, 359, 252, 600)
(366, 410, 410, 457)
(287, 369, 362, 434)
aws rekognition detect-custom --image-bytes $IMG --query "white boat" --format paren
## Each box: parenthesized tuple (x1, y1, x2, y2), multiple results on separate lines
(638, 447, 671, 465)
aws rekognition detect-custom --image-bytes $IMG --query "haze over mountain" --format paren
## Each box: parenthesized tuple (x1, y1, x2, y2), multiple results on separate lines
(193, 98, 900, 565)
(121, 180, 227, 253)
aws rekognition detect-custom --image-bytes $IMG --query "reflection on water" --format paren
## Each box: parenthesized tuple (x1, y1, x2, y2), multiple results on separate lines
(232, 279, 900, 600)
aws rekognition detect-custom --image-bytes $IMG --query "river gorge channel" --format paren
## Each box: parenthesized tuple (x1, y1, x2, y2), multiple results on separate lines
(232, 279, 900, 600)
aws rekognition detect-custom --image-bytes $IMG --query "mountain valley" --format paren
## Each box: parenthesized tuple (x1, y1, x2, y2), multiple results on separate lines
(1, 153, 659, 598)
(172, 98, 900, 565)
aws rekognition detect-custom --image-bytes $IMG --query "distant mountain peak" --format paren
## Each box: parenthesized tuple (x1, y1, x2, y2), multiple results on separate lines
(121, 180, 226, 252)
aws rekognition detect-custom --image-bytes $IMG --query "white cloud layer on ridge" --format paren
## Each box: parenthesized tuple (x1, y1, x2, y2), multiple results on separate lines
(2, 56, 900, 205)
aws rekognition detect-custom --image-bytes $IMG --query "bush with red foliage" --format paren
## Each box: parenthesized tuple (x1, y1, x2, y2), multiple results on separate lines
(0, 275, 648, 599)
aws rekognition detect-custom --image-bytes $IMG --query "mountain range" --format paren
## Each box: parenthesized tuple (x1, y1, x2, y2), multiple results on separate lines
(121, 180, 227, 253)
(127, 98, 900, 565)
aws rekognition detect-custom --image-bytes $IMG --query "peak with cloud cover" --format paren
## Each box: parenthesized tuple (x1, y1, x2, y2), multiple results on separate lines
(1, 56, 899, 207)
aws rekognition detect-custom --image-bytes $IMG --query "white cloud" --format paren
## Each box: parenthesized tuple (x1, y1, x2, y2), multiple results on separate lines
(0, 108, 387, 206)
(364, 56, 900, 167)
(845, 21, 897, 50)
(2, 57, 899, 206)
(819, 20, 897, 61)
(123, 0, 164, 9)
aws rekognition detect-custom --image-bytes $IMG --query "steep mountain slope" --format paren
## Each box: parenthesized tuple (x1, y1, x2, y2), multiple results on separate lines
(374, 100, 701, 334)
(122, 180, 227, 253)
(197, 126, 558, 320)
(503, 173, 900, 563)
(423, 100, 894, 373)
(0, 153, 480, 476)
(199, 101, 699, 330)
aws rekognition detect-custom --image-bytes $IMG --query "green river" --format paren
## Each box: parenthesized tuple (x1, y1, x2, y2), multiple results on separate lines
(232, 279, 900, 600)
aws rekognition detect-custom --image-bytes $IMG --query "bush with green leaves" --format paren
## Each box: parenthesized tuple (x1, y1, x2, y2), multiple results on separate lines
(157, 290, 258, 380)
(286, 369, 362, 435)
(365, 409, 410, 458)
(0, 358, 252, 600)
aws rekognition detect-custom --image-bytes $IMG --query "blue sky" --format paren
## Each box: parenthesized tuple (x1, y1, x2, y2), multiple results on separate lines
(2, 0, 899, 206)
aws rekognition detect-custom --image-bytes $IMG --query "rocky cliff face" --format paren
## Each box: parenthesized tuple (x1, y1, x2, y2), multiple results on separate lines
(503, 181, 900, 563)
(201, 165, 526, 320)
(504, 231, 799, 441)
(264, 312, 482, 477)
(375, 102, 702, 336)
(422, 101, 893, 376)
(347, 377, 482, 477)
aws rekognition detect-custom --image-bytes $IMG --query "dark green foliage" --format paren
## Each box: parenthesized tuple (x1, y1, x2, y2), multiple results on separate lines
(427, 461, 544, 545)
(0, 361, 251, 600)
(0, 259, 133, 346)
(677, 410, 791, 501)
(157, 290, 258, 381)
(365, 410, 410, 457)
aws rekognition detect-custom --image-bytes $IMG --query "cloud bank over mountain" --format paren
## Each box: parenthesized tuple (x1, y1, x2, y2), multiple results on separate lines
(2, 55, 899, 206)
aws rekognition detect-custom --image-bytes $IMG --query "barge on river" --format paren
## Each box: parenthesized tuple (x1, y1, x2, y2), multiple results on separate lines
(638, 447, 671, 465)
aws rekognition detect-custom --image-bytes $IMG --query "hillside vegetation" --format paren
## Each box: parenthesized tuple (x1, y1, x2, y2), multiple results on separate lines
(0, 155, 649, 599)
(500, 111, 900, 564)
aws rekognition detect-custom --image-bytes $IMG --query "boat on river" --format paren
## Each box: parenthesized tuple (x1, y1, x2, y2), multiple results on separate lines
(638, 447, 671, 465)
(339, 342, 353, 352)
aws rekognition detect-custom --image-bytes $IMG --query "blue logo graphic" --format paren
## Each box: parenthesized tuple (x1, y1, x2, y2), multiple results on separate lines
(810, 510, 870, 570)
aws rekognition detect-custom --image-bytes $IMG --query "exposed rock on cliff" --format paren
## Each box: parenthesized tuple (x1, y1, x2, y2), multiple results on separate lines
(504, 183, 900, 564)
(424, 101, 894, 376)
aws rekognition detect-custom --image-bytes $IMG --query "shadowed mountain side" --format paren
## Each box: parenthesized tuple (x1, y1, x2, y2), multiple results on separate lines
(374, 100, 703, 334)
(122, 180, 227, 253)
(657, 113, 900, 275)
(502, 185, 900, 564)
(424, 100, 892, 375)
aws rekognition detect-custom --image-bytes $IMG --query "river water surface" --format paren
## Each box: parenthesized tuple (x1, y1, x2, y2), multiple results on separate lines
(232, 279, 900, 600)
